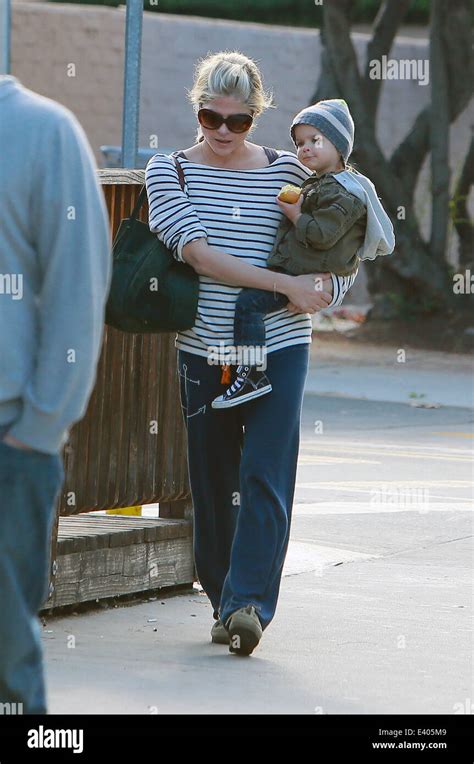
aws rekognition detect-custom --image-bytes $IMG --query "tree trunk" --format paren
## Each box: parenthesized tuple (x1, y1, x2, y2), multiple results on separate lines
(452, 135, 474, 271)
(430, 0, 451, 262)
(312, 0, 473, 317)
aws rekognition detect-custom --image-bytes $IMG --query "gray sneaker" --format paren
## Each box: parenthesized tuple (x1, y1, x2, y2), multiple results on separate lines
(225, 604, 263, 655)
(211, 618, 230, 644)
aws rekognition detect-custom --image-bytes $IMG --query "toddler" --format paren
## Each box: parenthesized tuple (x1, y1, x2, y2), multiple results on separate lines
(212, 99, 395, 409)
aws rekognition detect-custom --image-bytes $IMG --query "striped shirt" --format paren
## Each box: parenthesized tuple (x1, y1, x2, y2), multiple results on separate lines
(145, 149, 358, 359)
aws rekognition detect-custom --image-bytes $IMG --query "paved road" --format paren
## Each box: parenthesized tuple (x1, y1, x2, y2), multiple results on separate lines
(43, 381, 473, 714)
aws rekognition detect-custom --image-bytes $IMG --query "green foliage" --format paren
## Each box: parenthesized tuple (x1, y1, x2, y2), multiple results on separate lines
(351, 0, 429, 24)
(47, 0, 430, 26)
(385, 291, 411, 318)
(48, 0, 121, 5)
(449, 194, 472, 227)
(385, 289, 441, 319)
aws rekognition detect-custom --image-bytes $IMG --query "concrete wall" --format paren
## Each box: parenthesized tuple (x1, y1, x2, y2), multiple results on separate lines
(10, 2, 473, 302)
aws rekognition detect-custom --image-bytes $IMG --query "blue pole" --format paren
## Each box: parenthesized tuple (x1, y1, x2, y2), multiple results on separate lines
(0, 0, 11, 74)
(121, 0, 143, 168)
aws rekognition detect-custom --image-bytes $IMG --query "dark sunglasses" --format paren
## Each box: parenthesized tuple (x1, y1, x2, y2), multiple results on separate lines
(197, 107, 253, 134)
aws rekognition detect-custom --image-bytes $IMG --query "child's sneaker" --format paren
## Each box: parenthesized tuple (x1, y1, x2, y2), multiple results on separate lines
(211, 365, 272, 409)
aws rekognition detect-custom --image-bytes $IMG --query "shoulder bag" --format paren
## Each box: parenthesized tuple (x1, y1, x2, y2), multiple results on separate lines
(105, 152, 199, 333)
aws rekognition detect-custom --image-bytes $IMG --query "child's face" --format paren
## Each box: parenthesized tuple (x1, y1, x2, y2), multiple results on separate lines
(294, 124, 344, 175)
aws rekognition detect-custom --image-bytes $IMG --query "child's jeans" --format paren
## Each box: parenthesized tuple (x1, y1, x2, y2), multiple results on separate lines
(234, 285, 289, 351)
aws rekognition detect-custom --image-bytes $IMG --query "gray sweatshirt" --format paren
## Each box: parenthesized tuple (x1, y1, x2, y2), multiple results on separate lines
(0, 75, 112, 453)
(332, 168, 395, 261)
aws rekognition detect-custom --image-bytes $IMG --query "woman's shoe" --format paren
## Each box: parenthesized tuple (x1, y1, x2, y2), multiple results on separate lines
(225, 604, 263, 655)
(211, 619, 230, 644)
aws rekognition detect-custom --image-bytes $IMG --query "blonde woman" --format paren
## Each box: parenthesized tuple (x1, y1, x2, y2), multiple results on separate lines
(145, 51, 358, 656)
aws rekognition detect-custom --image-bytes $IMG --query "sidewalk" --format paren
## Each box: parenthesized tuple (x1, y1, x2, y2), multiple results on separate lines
(41, 334, 473, 715)
(42, 389, 472, 715)
(307, 332, 474, 410)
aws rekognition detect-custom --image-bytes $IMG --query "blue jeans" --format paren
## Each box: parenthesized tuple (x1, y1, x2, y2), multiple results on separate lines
(234, 285, 289, 349)
(177, 342, 310, 630)
(0, 424, 64, 714)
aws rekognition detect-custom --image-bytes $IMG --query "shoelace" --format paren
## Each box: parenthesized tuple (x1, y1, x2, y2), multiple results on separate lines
(226, 376, 245, 395)
(225, 366, 250, 396)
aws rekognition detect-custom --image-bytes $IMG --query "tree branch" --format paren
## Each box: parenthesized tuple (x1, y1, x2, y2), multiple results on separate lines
(441, 0, 473, 121)
(310, 0, 472, 310)
(310, 23, 340, 103)
(389, 107, 430, 205)
(430, 0, 451, 261)
(363, 0, 411, 122)
(323, 0, 406, 213)
(390, 0, 472, 199)
(451, 135, 474, 270)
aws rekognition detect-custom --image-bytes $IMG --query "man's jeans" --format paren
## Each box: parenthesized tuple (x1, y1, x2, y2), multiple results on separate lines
(0, 423, 64, 714)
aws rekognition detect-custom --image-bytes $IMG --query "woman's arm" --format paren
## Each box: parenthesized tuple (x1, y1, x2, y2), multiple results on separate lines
(182, 238, 334, 313)
(146, 152, 332, 313)
(182, 237, 289, 290)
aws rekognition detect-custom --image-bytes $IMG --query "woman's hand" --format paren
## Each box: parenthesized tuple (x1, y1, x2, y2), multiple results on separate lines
(285, 272, 333, 314)
(276, 193, 304, 224)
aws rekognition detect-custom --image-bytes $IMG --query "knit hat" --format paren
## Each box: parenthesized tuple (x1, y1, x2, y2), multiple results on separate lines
(290, 98, 354, 164)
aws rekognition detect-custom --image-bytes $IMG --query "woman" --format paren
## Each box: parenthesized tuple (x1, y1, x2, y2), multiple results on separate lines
(145, 51, 358, 656)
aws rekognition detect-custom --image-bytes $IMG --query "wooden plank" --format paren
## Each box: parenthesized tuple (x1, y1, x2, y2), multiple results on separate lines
(160, 497, 193, 520)
(40, 535, 194, 610)
(60, 518, 146, 544)
(55, 516, 192, 557)
(98, 169, 145, 185)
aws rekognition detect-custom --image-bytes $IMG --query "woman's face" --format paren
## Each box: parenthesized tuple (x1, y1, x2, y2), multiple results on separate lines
(198, 96, 253, 155)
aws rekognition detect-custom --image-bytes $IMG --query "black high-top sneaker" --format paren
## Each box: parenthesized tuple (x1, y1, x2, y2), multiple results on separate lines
(211, 364, 272, 409)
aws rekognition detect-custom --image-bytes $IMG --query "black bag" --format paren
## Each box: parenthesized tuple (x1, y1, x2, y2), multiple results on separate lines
(105, 153, 199, 333)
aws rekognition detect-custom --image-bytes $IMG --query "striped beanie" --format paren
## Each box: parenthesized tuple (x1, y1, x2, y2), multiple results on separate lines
(290, 99, 354, 164)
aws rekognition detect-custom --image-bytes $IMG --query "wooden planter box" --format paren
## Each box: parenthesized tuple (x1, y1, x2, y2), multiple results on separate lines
(41, 171, 195, 611)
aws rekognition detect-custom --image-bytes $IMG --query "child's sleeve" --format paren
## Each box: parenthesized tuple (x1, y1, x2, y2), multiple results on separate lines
(145, 154, 208, 263)
(294, 185, 366, 251)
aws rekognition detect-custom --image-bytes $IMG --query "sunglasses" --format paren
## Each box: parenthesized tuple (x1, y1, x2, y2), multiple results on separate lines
(197, 107, 253, 134)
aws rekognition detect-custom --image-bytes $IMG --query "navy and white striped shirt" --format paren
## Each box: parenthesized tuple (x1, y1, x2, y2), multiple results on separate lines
(145, 149, 358, 359)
